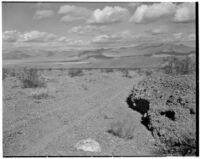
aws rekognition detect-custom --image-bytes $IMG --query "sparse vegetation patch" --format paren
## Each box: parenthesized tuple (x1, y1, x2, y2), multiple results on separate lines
(30, 88, 49, 99)
(18, 68, 46, 88)
(107, 117, 136, 140)
(162, 56, 196, 75)
(68, 69, 83, 77)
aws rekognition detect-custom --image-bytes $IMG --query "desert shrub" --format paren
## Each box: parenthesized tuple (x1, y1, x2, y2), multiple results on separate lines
(120, 69, 132, 78)
(127, 74, 196, 156)
(107, 118, 136, 140)
(3, 68, 18, 79)
(18, 68, 46, 88)
(103, 68, 114, 73)
(145, 70, 153, 76)
(68, 69, 83, 77)
(30, 88, 49, 99)
(3, 68, 9, 80)
(162, 56, 196, 75)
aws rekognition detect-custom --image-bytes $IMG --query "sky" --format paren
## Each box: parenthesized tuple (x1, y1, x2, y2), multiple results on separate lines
(2, 2, 196, 49)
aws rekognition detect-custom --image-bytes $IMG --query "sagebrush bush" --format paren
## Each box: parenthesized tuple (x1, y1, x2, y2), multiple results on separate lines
(101, 68, 114, 73)
(3, 68, 17, 80)
(30, 88, 49, 99)
(162, 56, 196, 75)
(18, 68, 46, 88)
(3, 68, 9, 80)
(108, 118, 136, 140)
(68, 69, 83, 77)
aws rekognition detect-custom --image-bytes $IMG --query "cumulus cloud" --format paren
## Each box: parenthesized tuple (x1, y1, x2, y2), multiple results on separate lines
(3, 30, 20, 42)
(33, 10, 54, 20)
(60, 15, 86, 22)
(92, 30, 134, 44)
(57, 36, 69, 42)
(173, 33, 183, 40)
(67, 39, 90, 46)
(174, 3, 195, 22)
(3, 30, 58, 43)
(18, 31, 58, 42)
(58, 5, 91, 22)
(88, 6, 130, 25)
(3, 30, 91, 46)
(68, 25, 105, 34)
(130, 3, 176, 23)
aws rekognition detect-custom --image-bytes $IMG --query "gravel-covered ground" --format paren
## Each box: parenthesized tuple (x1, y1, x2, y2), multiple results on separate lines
(3, 68, 197, 156)
(3, 68, 158, 156)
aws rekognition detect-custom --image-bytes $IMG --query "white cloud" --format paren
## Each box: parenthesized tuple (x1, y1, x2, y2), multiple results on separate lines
(173, 33, 183, 39)
(58, 5, 91, 22)
(174, 3, 195, 22)
(92, 30, 134, 44)
(3, 30, 59, 43)
(68, 25, 105, 34)
(3, 30, 20, 42)
(60, 15, 86, 22)
(88, 6, 130, 25)
(130, 3, 176, 23)
(3, 30, 90, 46)
(18, 31, 58, 42)
(67, 39, 90, 46)
(58, 5, 90, 15)
(57, 36, 69, 42)
(33, 10, 54, 20)
(151, 27, 168, 35)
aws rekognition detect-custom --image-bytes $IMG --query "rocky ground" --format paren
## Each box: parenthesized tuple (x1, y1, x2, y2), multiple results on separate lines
(3, 68, 158, 156)
(127, 73, 197, 156)
(3, 68, 197, 156)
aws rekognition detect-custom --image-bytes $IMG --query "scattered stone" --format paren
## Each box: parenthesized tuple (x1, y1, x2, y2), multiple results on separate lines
(75, 138, 101, 153)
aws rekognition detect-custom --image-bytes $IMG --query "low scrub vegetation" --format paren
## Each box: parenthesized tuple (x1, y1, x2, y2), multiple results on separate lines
(68, 69, 83, 77)
(3, 68, 9, 80)
(3, 68, 17, 80)
(101, 68, 114, 73)
(30, 88, 49, 99)
(162, 56, 196, 75)
(18, 68, 46, 88)
(107, 118, 136, 140)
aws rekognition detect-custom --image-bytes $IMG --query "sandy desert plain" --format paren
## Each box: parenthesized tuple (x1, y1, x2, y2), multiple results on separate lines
(2, 42, 197, 156)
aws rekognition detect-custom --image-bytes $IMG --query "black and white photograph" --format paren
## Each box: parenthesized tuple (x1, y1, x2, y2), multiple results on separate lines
(2, 1, 198, 156)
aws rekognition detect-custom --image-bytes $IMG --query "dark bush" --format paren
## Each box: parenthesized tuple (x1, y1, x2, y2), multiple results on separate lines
(107, 118, 136, 140)
(3, 68, 9, 80)
(68, 69, 83, 77)
(18, 68, 46, 88)
(127, 74, 196, 156)
(3, 68, 17, 80)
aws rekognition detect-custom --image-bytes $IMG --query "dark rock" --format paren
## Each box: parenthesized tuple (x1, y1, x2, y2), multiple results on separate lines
(127, 74, 196, 156)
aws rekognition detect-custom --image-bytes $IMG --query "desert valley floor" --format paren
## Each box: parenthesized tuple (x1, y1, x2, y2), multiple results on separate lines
(3, 69, 159, 156)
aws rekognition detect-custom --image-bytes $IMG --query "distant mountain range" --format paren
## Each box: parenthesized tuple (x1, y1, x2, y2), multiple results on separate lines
(78, 42, 195, 61)
(3, 42, 195, 61)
